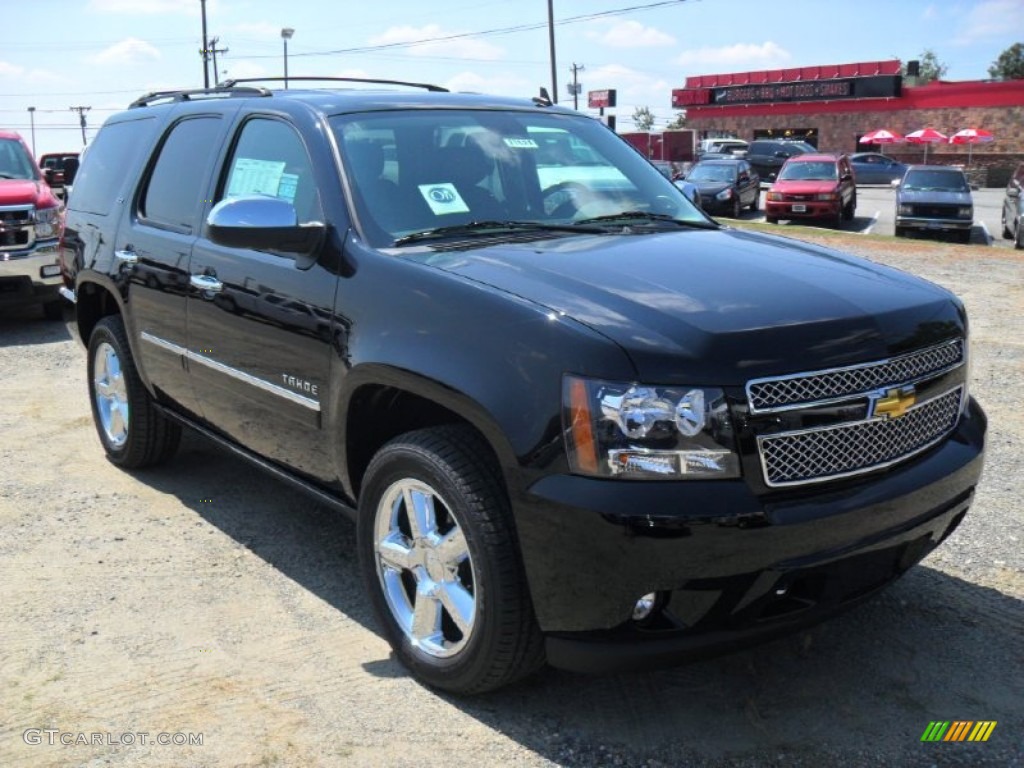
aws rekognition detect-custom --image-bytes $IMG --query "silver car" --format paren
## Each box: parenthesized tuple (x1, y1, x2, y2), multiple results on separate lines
(895, 165, 973, 244)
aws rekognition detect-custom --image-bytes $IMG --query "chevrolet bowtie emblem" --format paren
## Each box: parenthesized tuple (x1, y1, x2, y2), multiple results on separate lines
(873, 386, 916, 419)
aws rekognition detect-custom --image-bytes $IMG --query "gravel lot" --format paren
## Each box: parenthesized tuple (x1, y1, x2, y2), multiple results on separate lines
(1, 232, 1022, 768)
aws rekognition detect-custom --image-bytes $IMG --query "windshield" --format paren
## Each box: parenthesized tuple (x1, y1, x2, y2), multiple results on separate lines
(778, 160, 837, 181)
(0, 138, 38, 180)
(687, 164, 737, 183)
(902, 169, 969, 192)
(331, 110, 706, 246)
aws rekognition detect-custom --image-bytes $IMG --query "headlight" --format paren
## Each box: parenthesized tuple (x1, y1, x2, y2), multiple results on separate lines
(716, 188, 733, 201)
(898, 203, 913, 216)
(815, 192, 838, 201)
(563, 375, 741, 479)
(958, 206, 973, 218)
(766, 191, 782, 201)
(34, 206, 61, 239)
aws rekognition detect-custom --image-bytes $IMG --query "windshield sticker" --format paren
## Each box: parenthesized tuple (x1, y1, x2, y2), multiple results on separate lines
(504, 138, 539, 149)
(226, 158, 287, 198)
(277, 172, 299, 204)
(418, 183, 470, 215)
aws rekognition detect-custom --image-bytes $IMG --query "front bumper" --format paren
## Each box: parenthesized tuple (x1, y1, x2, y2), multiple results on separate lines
(766, 200, 840, 220)
(896, 216, 972, 232)
(0, 241, 62, 305)
(516, 397, 986, 673)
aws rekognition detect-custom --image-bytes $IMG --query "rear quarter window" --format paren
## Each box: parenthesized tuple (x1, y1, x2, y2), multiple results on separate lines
(70, 117, 158, 216)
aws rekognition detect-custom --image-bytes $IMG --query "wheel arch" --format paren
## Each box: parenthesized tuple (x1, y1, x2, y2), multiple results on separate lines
(336, 364, 520, 503)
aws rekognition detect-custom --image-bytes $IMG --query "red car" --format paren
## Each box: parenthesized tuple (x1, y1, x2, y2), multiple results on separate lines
(765, 153, 856, 227)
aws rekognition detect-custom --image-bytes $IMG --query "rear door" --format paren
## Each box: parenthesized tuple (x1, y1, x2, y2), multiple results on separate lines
(187, 114, 340, 482)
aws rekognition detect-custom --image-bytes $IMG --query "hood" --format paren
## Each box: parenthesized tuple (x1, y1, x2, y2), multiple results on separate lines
(0, 178, 59, 208)
(407, 228, 961, 384)
(692, 180, 732, 194)
(898, 189, 972, 205)
(770, 179, 838, 195)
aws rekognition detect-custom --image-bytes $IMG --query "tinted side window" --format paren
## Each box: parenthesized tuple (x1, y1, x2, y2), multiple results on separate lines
(219, 118, 321, 223)
(140, 116, 223, 232)
(66, 117, 158, 216)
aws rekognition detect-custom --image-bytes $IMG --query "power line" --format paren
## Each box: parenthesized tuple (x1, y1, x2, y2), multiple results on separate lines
(236, 1, 688, 60)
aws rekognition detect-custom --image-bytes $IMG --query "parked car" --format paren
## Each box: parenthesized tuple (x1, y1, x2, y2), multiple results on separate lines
(0, 130, 64, 319)
(849, 152, 908, 185)
(684, 157, 760, 217)
(38, 151, 80, 190)
(765, 153, 857, 227)
(746, 139, 815, 181)
(60, 79, 985, 694)
(895, 165, 974, 243)
(672, 178, 702, 209)
(1000, 161, 1024, 250)
(698, 138, 748, 157)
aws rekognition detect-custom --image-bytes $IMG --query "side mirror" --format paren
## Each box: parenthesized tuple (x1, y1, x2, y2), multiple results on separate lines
(890, 178, 901, 188)
(206, 196, 325, 255)
(62, 157, 79, 186)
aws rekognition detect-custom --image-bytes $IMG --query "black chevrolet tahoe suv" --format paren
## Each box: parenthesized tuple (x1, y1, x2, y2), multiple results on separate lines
(59, 79, 986, 694)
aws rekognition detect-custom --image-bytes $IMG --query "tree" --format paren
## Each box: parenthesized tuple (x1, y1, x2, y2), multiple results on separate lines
(988, 42, 1024, 80)
(902, 49, 948, 84)
(632, 106, 655, 131)
(666, 111, 687, 130)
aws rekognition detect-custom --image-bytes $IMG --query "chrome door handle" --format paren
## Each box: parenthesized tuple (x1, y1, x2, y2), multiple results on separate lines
(114, 249, 138, 266)
(190, 274, 223, 294)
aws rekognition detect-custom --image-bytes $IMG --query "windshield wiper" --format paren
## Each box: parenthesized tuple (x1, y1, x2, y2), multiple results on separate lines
(393, 220, 604, 246)
(573, 211, 718, 229)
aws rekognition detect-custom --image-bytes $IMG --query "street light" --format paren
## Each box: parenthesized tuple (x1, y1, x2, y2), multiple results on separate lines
(281, 27, 295, 89)
(27, 107, 36, 157)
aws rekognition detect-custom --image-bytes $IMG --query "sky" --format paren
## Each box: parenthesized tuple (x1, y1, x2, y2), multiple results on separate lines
(3, 0, 1023, 158)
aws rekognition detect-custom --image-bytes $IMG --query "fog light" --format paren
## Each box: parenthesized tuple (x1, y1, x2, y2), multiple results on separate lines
(41, 264, 61, 277)
(632, 592, 658, 621)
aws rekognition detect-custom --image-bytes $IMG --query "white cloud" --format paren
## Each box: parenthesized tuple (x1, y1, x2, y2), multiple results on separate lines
(0, 61, 25, 78)
(91, 38, 162, 65)
(675, 42, 792, 72)
(587, 20, 675, 48)
(368, 24, 504, 60)
(955, 0, 1024, 44)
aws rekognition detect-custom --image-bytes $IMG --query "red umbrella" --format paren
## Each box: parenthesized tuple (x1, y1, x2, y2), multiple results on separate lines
(860, 129, 904, 155)
(949, 128, 994, 165)
(905, 128, 948, 162)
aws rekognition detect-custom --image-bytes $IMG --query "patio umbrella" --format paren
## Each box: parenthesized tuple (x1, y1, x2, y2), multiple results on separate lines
(949, 127, 995, 165)
(905, 128, 948, 163)
(859, 129, 904, 155)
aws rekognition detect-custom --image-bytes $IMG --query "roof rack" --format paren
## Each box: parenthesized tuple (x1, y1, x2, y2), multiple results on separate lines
(218, 76, 449, 93)
(129, 86, 272, 109)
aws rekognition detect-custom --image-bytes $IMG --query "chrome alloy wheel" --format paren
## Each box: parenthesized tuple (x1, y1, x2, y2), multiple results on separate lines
(373, 479, 477, 658)
(93, 341, 129, 449)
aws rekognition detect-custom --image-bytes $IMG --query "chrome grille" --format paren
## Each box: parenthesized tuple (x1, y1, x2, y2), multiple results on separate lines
(758, 387, 962, 487)
(747, 340, 963, 412)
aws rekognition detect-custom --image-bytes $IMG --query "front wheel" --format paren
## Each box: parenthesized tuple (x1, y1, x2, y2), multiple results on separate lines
(1015, 220, 1023, 250)
(87, 315, 180, 468)
(358, 426, 544, 694)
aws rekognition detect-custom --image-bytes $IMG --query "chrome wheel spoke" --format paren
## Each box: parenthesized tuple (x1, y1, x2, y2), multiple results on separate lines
(93, 342, 129, 449)
(404, 487, 437, 539)
(410, 588, 443, 644)
(436, 526, 468, 568)
(377, 533, 416, 572)
(437, 581, 475, 636)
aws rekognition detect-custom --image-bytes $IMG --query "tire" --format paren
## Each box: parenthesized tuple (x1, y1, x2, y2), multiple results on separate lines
(87, 315, 181, 468)
(894, 226, 906, 238)
(1002, 210, 1013, 239)
(766, 216, 778, 225)
(831, 208, 843, 229)
(730, 196, 741, 219)
(959, 229, 972, 245)
(843, 194, 856, 221)
(1015, 220, 1024, 250)
(749, 190, 759, 212)
(43, 300, 64, 321)
(358, 425, 544, 694)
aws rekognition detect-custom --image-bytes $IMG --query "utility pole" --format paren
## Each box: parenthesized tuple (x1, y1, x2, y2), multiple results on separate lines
(547, 0, 558, 103)
(69, 106, 91, 146)
(570, 63, 584, 110)
(208, 36, 228, 86)
(27, 107, 36, 157)
(200, 0, 210, 87)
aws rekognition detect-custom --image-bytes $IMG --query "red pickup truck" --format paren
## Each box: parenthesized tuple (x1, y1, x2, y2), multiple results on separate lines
(0, 130, 64, 319)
